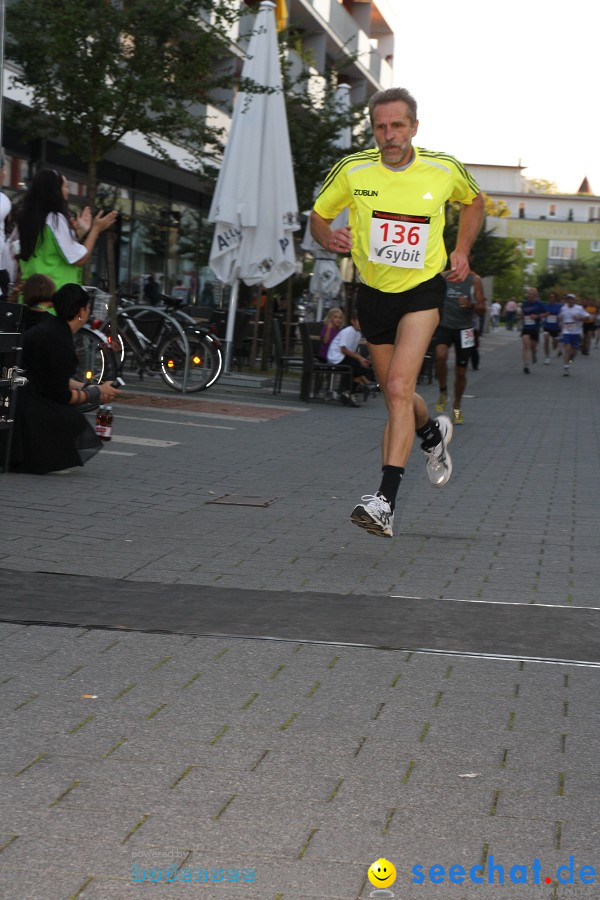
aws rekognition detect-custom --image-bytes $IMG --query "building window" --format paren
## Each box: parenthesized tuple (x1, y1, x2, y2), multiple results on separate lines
(591, 241, 600, 253)
(518, 202, 525, 219)
(523, 239, 535, 258)
(589, 206, 600, 222)
(548, 240, 577, 260)
(548, 203, 556, 217)
(3, 154, 28, 191)
(568, 209, 573, 221)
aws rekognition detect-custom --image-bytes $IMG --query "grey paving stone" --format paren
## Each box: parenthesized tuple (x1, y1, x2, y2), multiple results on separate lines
(1, 337, 600, 897)
(0, 867, 94, 900)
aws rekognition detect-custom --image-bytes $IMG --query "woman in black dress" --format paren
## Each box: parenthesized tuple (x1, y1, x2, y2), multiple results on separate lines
(11, 283, 120, 474)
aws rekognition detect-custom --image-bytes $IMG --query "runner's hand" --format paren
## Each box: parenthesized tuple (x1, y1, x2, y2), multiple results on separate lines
(329, 227, 352, 254)
(447, 250, 470, 282)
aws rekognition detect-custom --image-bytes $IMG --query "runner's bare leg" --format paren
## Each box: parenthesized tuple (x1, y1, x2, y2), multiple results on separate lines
(368, 308, 440, 467)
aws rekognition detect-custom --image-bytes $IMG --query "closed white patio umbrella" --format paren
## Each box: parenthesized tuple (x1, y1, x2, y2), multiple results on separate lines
(208, 0, 299, 371)
(301, 83, 351, 321)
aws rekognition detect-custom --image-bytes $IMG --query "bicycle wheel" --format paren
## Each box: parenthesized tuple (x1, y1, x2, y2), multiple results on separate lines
(72, 328, 118, 411)
(158, 332, 222, 392)
(73, 328, 118, 384)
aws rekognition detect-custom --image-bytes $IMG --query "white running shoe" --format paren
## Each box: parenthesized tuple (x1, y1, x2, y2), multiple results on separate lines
(422, 415, 453, 486)
(350, 493, 394, 537)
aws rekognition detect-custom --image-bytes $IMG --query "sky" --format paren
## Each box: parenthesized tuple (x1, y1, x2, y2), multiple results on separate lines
(381, 0, 599, 194)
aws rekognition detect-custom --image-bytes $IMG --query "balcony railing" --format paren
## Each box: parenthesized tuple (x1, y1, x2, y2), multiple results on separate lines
(306, 0, 392, 88)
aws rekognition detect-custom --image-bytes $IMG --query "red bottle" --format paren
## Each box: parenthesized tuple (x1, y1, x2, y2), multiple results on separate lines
(95, 404, 106, 439)
(95, 404, 113, 441)
(102, 405, 113, 442)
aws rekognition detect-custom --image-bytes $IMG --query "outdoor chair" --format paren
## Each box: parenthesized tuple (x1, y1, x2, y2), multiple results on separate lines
(210, 309, 252, 370)
(190, 305, 214, 323)
(271, 316, 303, 394)
(297, 322, 352, 403)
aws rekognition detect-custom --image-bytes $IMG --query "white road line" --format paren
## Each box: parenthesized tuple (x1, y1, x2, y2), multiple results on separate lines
(401, 647, 600, 669)
(389, 595, 600, 611)
(101, 450, 137, 456)
(117, 414, 234, 431)
(452, 598, 600, 611)
(180, 633, 600, 668)
(110, 436, 179, 447)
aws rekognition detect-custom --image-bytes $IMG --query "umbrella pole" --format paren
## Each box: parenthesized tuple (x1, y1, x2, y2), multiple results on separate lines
(249, 287, 262, 370)
(261, 290, 273, 371)
(223, 279, 239, 374)
(285, 277, 293, 355)
(315, 292, 324, 323)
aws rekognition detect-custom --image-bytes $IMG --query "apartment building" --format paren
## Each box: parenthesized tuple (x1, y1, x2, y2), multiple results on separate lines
(285, 0, 394, 101)
(467, 163, 600, 277)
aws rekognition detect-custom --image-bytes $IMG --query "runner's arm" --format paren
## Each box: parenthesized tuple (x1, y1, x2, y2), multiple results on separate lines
(310, 210, 352, 254)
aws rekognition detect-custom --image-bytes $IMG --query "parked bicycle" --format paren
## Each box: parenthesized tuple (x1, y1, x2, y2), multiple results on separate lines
(96, 294, 223, 392)
(72, 288, 118, 410)
(72, 324, 118, 385)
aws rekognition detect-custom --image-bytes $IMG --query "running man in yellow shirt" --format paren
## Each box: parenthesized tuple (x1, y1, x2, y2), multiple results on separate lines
(310, 87, 484, 538)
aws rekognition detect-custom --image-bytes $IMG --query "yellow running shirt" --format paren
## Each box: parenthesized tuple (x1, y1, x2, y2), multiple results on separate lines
(313, 146, 480, 294)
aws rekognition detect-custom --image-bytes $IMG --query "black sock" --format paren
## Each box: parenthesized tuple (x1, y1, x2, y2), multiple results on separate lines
(416, 417, 441, 450)
(378, 466, 404, 511)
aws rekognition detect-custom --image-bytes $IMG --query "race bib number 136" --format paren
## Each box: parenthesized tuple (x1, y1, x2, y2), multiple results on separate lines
(368, 210, 430, 269)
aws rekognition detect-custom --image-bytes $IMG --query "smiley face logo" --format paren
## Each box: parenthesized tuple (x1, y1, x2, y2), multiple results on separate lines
(368, 858, 396, 888)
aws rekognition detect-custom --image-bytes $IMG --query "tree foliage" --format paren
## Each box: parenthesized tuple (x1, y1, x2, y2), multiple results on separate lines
(6, 0, 241, 204)
(526, 178, 558, 194)
(491, 256, 527, 300)
(443, 197, 522, 280)
(484, 196, 511, 218)
(536, 259, 600, 300)
(279, 31, 372, 212)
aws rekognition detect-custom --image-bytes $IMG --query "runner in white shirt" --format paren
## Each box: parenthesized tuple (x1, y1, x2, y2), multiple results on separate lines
(490, 300, 501, 329)
(559, 293, 587, 376)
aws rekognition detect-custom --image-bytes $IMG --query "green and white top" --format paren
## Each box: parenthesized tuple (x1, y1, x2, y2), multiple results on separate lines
(19, 213, 87, 291)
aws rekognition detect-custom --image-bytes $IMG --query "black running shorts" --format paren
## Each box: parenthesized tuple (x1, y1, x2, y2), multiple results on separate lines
(434, 325, 472, 368)
(356, 274, 446, 345)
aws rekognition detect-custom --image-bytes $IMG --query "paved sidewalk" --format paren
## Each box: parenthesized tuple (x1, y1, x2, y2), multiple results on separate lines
(1, 329, 598, 604)
(1, 329, 599, 899)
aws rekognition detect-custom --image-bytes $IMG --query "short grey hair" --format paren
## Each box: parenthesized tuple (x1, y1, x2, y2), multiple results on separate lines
(368, 88, 418, 126)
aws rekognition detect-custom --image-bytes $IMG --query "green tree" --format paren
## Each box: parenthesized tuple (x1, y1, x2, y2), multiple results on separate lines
(537, 259, 600, 300)
(279, 32, 372, 212)
(492, 256, 527, 300)
(443, 196, 522, 281)
(6, 0, 241, 207)
(526, 178, 559, 194)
